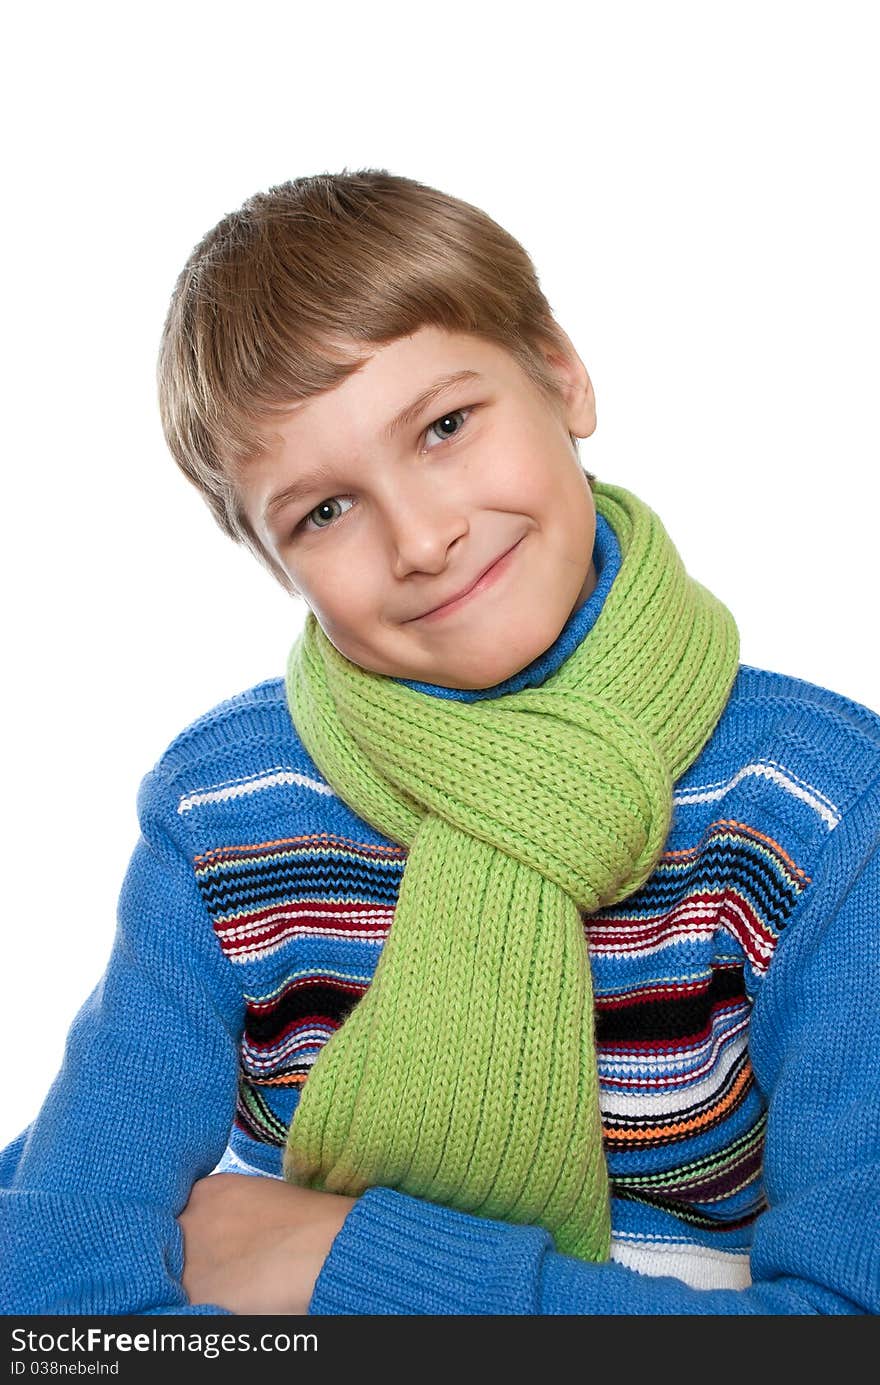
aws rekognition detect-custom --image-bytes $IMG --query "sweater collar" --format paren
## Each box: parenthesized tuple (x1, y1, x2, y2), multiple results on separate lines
(393, 511, 622, 702)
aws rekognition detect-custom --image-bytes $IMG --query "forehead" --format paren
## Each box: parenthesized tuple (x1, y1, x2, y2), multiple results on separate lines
(287, 327, 518, 425)
(252, 326, 514, 458)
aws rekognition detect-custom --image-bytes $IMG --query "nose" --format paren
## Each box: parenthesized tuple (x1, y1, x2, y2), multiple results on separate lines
(385, 476, 470, 579)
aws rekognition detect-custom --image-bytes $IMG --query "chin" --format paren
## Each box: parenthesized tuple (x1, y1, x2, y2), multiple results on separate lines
(436, 658, 532, 692)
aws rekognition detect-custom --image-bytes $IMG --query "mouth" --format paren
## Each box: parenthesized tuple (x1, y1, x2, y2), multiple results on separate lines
(406, 537, 525, 623)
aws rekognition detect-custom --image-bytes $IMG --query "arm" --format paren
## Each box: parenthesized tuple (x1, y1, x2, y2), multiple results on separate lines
(0, 764, 246, 1315)
(179, 1173, 355, 1314)
(308, 772, 880, 1315)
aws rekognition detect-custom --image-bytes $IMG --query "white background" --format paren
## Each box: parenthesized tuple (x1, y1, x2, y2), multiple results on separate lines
(2, 2, 878, 1147)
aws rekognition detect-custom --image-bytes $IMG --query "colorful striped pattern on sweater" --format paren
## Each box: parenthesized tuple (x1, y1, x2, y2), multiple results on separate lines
(189, 746, 814, 1257)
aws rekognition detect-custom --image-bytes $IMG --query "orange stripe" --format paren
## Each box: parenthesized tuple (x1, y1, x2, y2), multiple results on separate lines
(602, 1061, 753, 1146)
(195, 832, 406, 867)
(664, 819, 810, 882)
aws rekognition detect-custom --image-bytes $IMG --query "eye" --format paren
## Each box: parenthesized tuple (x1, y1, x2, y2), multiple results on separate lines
(423, 407, 470, 449)
(298, 495, 354, 535)
(291, 407, 472, 541)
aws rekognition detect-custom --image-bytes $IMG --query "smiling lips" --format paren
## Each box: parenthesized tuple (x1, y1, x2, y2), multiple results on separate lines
(407, 537, 525, 623)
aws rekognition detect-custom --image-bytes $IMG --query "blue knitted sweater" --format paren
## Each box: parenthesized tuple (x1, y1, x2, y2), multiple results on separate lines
(2, 514, 879, 1315)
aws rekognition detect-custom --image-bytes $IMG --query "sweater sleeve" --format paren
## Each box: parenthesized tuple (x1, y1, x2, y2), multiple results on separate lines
(309, 771, 880, 1316)
(0, 764, 245, 1315)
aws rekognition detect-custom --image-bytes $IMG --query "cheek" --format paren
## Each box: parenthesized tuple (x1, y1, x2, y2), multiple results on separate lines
(492, 417, 571, 497)
(481, 440, 546, 509)
(302, 565, 383, 646)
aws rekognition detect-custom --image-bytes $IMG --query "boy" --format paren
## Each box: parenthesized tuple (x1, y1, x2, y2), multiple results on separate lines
(1, 170, 878, 1316)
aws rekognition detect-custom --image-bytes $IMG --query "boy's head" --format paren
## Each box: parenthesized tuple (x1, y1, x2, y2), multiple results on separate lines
(158, 169, 599, 690)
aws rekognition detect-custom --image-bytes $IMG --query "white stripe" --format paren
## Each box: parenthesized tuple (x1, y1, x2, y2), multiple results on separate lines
(679, 758, 839, 813)
(591, 897, 776, 970)
(599, 1013, 750, 1087)
(178, 768, 334, 814)
(590, 921, 718, 958)
(599, 1030, 748, 1118)
(243, 1031, 329, 1068)
(220, 927, 388, 965)
(719, 895, 775, 968)
(216, 906, 394, 933)
(591, 901, 721, 935)
(610, 1235, 751, 1289)
(674, 760, 840, 829)
(182, 763, 294, 796)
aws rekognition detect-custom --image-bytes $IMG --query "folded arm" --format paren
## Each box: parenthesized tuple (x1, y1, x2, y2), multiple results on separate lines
(0, 765, 245, 1315)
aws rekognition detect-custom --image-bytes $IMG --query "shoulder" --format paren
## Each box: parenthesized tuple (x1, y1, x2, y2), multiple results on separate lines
(726, 663, 880, 749)
(152, 676, 296, 775)
(134, 675, 390, 856)
(681, 662, 880, 835)
(130, 675, 295, 818)
(134, 676, 299, 814)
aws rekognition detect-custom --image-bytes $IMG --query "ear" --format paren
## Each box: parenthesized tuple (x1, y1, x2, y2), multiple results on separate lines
(539, 323, 597, 440)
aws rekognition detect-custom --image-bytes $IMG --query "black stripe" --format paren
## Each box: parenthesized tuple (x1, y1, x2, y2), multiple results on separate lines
(596, 966, 746, 1043)
(611, 839, 802, 932)
(612, 1185, 766, 1232)
(198, 858, 405, 913)
(246, 980, 364, 1042)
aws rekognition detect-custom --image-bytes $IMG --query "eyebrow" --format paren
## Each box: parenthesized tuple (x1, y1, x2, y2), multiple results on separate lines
(262, 368, 483, 524)
(382, 368, 482, 441)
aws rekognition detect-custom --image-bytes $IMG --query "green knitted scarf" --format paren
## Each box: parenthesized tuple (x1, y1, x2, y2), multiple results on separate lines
(281, 480, 740, 1261)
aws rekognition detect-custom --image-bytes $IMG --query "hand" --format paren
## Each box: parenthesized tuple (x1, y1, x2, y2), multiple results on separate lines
(179, 1172, 357, 1314)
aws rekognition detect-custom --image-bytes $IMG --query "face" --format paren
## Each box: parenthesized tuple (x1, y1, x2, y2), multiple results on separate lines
(239, 326, 598, 690)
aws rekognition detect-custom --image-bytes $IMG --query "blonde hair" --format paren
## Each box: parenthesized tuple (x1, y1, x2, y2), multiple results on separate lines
(157, 168, 595, 591)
